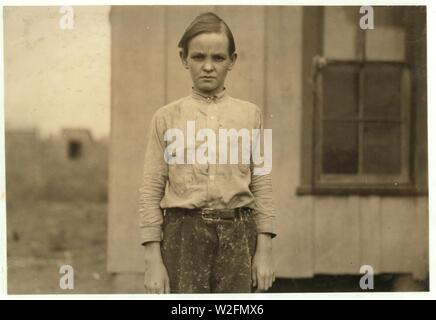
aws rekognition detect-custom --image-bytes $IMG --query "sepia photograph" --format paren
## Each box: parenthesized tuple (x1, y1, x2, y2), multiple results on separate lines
(2, 4, 429, 294)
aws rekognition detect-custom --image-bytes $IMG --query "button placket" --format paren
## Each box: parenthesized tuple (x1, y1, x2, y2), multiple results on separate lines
(206, 100, 219, 201)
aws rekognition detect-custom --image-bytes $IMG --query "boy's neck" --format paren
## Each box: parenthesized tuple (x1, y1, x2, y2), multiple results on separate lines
(192, 87, 226, 98)
(191, 87, 227, 101)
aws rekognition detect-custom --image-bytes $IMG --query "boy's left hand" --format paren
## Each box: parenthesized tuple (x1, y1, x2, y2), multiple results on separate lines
(252, 233, 275, 291)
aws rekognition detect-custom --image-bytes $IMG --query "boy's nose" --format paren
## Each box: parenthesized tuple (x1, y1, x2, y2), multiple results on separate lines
(202, 61, 214, 72)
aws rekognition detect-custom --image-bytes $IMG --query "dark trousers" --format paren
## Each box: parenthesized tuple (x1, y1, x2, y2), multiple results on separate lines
(161, 209, 257, 293)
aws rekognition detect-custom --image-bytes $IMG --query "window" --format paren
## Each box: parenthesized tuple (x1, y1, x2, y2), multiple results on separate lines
(315, 60, 410, 185)
(298, 6, 427, 195)
(68, 140, 82, 160)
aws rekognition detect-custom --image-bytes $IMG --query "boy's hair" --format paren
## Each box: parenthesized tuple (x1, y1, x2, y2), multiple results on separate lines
(178, 12, 236, 59)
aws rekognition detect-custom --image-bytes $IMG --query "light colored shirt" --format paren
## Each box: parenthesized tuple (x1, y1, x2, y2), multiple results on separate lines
(138, 88, 276, 244)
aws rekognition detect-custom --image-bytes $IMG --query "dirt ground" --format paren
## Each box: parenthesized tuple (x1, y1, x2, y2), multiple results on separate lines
(6, 199, 427, 294)
(7, 199, 115, 294)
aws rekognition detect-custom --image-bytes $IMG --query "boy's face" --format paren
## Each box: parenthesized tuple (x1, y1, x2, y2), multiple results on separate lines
(181, 32, 237, 96)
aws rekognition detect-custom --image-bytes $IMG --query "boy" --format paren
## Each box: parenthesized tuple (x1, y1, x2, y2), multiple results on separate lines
(138, 12, 275, 293)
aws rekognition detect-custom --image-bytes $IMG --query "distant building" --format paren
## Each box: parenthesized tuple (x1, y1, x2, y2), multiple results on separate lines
(5, 129, 45, 200)
(62, 129, 94, 161)
(5, 128, 108, 203)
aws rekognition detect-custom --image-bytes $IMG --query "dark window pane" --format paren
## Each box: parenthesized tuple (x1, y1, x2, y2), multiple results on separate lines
(362, 123, 401, 174)
(322, 121, 358, 174)
(68, 140, 82, 160)
(363, 64, 402, 119)
(323, 64, 359, 119)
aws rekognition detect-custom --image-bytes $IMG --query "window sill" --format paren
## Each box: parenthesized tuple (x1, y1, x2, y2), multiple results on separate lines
(296, 185, 428, 197)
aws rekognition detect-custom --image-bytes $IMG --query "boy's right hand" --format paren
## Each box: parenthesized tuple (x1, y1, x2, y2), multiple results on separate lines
(143, 242, 170, 294)
(144, 260, 170, 293)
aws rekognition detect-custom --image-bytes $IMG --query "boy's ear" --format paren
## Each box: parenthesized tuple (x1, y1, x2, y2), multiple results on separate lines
(227, 52, 238, 71)
(179, 50, 189, 69)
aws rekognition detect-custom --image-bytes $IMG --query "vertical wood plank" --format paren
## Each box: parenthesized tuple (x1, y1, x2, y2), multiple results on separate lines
(274, 198, 314, 278)
(265, 6, 303, 189)
(359, 196, 382, 272)
(365, 7, 406, 61)
(300, 7, 323, 188)
(379, 197, 416, 273)
(412, 196, 429, 280)
(323, 7, 358, 60)
(108, 6, 166, 272)
(264, 6, 310, 278)
(406, 7, 427, 192)
(215, 6, 265, 108)
(314, 196, 360, 274)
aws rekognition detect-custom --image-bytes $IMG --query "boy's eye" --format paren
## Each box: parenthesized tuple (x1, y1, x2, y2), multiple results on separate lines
(191, 55, 204, 61)
(213, 56, 226, 61)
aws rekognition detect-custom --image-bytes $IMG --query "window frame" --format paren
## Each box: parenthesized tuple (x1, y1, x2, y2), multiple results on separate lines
(297, 6, 427, 196)
(314, 59, 411, 186)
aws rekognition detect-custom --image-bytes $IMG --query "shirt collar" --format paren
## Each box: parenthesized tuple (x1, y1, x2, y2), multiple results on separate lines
(191, 87, 228, 103)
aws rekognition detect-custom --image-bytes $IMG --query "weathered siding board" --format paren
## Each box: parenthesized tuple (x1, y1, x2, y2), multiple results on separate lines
(359, 196, 382, 272)
(365, 6, 406, 61)
(314, 196, 360, 274)
(108, 7, 166, 272)
(274, 198, 314, 278)
(215, 6, 265, 108)
(323, 7, 358, 59)
(379, 197, 416, 274)
(264, 6, 312, 278)
(412, 197, 429, 280)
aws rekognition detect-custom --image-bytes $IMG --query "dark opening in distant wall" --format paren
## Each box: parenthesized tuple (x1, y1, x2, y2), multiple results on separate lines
(68, 140, 82, 160)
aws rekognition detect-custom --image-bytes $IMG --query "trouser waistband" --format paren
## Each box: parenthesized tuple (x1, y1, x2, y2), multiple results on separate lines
(165, 207, 252, 221)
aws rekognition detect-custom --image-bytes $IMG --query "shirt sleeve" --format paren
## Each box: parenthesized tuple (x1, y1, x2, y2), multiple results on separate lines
(250, 106, 276, 238)
(138, 110, 168, 244)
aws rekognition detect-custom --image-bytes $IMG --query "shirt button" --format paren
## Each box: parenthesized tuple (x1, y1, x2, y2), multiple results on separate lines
(209, 175, 215, 180)
(210, 116, 215, 120)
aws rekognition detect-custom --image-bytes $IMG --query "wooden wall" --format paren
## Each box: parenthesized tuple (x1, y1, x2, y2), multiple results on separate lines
(108, 6, 428, 281)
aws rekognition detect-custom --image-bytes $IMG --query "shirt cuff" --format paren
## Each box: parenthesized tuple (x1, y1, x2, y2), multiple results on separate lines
(255, 220, 276, 239)
(140, 225, 163, 245)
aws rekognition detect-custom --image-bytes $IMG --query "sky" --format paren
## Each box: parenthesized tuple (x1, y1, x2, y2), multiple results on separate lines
(4, 6, 111, 139)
